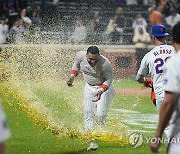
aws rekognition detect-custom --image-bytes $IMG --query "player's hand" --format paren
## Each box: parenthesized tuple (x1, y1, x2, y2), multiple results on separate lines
(67, 78, 73, 87)
(92, 89, 104, 102)
(149, 138, 161, 153)
(144, 77, 153, 88)
(67, 75, 75, 87)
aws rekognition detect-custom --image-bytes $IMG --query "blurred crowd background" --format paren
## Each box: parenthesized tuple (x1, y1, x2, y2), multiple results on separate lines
(0, 0, 180, 45)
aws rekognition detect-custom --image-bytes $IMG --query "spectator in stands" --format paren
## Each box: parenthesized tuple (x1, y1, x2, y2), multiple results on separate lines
(133, 26, 151, 71)
(3, 0, 19, 28)
(165, 9, 180, 28)
(104, 15, 121, 44)
(30, 9, 41, 26)
(68, 18, 87, 44)
(133, 26, 151, 48)
(29, 9, 41, 35)
(20, 9, 32, 28)
(149, 7, 163, 26)
(156, 0, 166, 13)
(132, 14, 148, 32)
(103, 7, 127, 44)
(0, 15, 9, 44)
(86, 11, 102, 44)
(3, 0, 19, 14)
(103, 16, 114, 44)
(163, 1, 172, 17)
(7, 18, 25, 43)
(114, 7, 126, 44)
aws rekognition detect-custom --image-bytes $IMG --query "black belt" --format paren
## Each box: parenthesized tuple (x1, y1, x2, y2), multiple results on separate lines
(88, 83, 101, 86)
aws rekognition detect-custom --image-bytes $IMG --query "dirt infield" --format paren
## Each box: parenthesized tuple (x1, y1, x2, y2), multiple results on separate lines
(116, 87, 152, 97)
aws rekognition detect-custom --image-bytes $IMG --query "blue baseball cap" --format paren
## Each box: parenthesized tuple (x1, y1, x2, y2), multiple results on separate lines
(152, 24, 169, 37)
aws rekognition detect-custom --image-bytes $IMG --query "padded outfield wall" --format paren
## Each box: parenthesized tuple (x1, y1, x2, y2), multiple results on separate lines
(0, 44, 153, 79)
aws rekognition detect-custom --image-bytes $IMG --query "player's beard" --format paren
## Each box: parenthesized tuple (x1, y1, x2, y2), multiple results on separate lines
(88, 61, 97, 67)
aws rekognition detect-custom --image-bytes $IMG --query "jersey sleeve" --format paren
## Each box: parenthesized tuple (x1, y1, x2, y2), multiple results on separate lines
(137, 54, 149, 76)
(71, 52, 82, 76)
(163, 57, 180, 93)
(101, 60, 113, 91)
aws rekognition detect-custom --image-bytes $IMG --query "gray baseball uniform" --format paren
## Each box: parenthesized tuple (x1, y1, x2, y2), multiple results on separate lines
(163, 51, 180, 154)
(71, 51, 115, 131)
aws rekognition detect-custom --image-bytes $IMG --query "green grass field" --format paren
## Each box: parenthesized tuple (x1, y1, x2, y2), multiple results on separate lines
(1, 78, 167, 154)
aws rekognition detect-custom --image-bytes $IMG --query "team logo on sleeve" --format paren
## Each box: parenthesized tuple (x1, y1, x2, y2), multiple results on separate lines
(162, 78, 168, 85)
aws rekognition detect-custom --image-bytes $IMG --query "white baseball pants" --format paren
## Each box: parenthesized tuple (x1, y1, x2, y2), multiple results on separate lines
(0, 105, 10, 143)
(156, 98, 170, 138)
(83, 83, 115, 132)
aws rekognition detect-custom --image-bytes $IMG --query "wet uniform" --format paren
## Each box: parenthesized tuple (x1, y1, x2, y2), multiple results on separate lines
(71, 51, 115, 131)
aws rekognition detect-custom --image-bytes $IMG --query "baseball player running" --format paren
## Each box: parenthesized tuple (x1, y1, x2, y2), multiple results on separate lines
(0, 101, 10, 154)
(150, 22, 180, 154)
(136, 24, 175, 137)
(67, 46, 115, 151)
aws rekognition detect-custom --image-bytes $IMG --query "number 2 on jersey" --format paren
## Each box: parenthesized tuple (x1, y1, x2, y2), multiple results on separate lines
(154, 57, 170, 74)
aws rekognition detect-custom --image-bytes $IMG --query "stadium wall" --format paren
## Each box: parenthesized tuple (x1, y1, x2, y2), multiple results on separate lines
(0, 44, 153, 78)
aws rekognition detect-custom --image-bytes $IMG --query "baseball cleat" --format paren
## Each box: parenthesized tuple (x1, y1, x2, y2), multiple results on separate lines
(87, 141, 98, 151)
